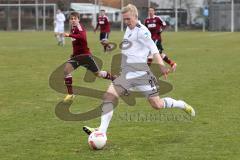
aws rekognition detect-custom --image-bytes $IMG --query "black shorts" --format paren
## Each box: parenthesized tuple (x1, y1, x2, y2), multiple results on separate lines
(100, 32, 109, 41)
(67, 55, 99, 73)
(154, 40, 164, 53)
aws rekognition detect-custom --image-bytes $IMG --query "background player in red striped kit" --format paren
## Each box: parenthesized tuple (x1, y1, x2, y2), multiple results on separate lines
(63, 12, 115, 102)
(94, 9, 111, 52)
(144, 7, 177, 71)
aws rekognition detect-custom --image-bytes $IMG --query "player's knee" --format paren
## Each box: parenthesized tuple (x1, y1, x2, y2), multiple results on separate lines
(150, 99, 164, 110)
(102, 101, 114, 113)
(103, 92, 117, 102)
(64, 69, 70, 76)
(64, 64, 73, 76)
(64, 70, 68, 76)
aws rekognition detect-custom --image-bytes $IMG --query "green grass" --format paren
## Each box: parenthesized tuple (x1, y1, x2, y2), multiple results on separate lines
(0, 31, 240, 160)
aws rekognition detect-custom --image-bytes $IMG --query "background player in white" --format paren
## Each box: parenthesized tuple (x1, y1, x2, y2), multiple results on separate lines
(54, 9, 66, 46)
(83, 4, 195, 136)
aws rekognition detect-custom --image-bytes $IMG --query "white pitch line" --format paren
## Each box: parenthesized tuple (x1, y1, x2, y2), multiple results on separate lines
(208, 32, 232, 37)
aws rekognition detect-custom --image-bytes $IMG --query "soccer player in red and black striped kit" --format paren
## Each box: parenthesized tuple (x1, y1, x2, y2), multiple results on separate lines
(144, 7, 177, 71)
(63, 12, 115, 102)
(94, 9, 111, 52)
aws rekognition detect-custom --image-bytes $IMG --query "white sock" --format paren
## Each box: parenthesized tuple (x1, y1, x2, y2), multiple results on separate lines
(56, 35, 60, 42)
(162, 97, 185, 109)
(99, 102, 114, 134)
(60, 36, 65, 44)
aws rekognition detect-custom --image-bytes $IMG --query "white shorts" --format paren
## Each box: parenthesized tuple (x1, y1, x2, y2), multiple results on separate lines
(113, 71, 159, 97)
(54, 26, 64, 33)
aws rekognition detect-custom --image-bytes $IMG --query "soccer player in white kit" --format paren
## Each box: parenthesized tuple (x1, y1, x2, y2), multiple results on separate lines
(54, 9, 66, 46)
(83, 4, 195, 136)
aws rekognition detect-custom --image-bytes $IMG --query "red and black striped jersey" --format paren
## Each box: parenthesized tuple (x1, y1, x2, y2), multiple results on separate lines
(96, 15, 110, 33)
(144, 15, 166, 41)
(69, 24, 91, 56)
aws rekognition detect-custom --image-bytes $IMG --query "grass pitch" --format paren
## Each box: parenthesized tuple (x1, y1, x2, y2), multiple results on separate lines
(0, 31, 240, 160)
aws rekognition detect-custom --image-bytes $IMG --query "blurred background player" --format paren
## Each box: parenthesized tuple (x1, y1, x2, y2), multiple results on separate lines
(83, 4, 195, 136)
(63, 12, 115, 102)
(144, 7, 177, 71)
(54, 9, 66, 46)
(94, 9, 111, 52)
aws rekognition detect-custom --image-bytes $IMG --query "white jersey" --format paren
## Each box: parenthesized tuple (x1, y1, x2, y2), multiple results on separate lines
(55, 13, 65, 27)
(121, 21, 159, 79)
(54, 12, 65, 33)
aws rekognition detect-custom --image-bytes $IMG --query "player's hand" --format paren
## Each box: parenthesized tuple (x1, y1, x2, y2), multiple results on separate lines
(64, 33, 70, 37)
(160, 66, 169, 79)
(158, 29, 163, 35)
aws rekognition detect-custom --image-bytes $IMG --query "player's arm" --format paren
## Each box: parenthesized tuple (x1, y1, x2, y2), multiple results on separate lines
(61, 14, 66, 22)
(105, 16, 110, 26)
(153, 53, 169, 79)
(138, 29, 169, 78)
(64, 32, 84, 40)
(158, 16, 167, 32)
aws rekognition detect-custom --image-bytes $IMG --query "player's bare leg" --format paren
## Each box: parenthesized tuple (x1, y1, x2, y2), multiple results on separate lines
(59, 33, 65, 46)
(55, 32, 61, 46)
(63, 63, 75, 102)
(83, 84, 125, 135)
(101, 40, 111, 52)
(148, 96, 195, 116)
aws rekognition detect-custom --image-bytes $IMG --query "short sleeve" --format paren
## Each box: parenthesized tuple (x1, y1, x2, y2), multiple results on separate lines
(137, 29, 159, 56)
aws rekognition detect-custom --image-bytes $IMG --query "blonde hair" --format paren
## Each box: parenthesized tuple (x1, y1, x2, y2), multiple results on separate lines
(121, 4, 138, 18)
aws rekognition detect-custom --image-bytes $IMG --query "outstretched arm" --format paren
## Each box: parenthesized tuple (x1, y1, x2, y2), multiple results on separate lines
(64, 32, 84, 40)
(158, 16, 167, 33)
(138, 29, 169, 78)
(153, 53, 169, 79)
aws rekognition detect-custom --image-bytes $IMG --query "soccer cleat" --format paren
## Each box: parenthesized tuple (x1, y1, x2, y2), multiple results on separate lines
(171, 62, 177, 72)
(63, 94, 75, 102)
(83, 126, 97, 135)
(183, 102, 196, 117)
